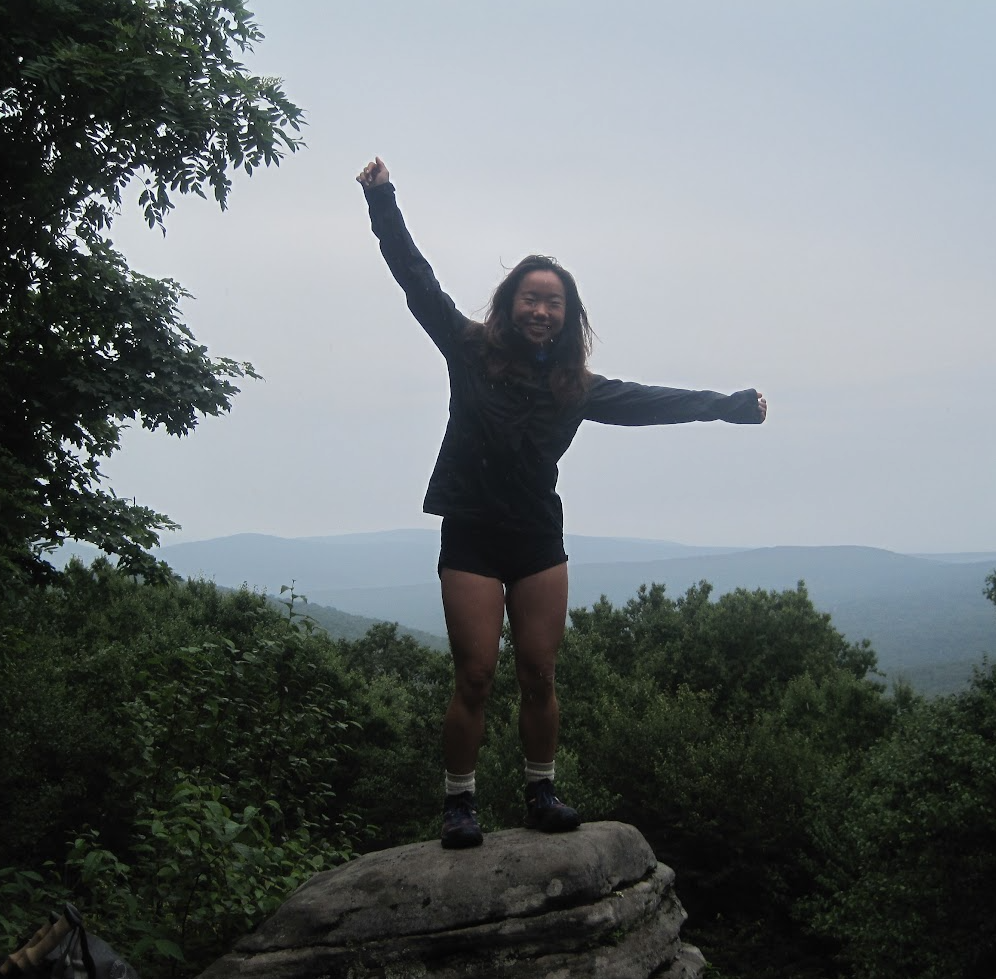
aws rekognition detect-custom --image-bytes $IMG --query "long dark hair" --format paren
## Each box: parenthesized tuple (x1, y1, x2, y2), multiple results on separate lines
(467, 255, 594, 406)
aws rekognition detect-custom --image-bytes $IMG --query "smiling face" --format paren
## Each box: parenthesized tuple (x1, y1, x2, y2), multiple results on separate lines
(511, 270, 567, 347)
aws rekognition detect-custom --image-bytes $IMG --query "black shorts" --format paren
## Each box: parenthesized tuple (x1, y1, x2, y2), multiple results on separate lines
(438, 518, 568, 585)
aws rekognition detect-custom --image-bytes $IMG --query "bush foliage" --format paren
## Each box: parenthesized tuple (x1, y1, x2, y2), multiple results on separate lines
(0, 564, 359, 975)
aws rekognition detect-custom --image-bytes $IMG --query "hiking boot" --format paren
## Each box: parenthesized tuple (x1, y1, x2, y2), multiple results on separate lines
(524, 778, 581, 833)
(441, 791, 483, 849)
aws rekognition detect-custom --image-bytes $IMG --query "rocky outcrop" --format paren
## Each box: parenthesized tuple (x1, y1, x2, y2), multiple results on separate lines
(198, 821, 705, 979)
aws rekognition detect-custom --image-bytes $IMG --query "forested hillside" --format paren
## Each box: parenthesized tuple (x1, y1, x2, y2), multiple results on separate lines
(3, 561, 994, 978)
(268, 595, 447, 651)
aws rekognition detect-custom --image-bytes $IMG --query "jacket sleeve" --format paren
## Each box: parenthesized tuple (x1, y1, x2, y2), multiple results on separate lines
(364, 182, 467, 355)
(582, 375, 762, 425)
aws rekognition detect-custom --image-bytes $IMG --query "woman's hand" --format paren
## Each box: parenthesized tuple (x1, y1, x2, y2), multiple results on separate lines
(357, 157, 390, 189)
(757, 392, 767, 422)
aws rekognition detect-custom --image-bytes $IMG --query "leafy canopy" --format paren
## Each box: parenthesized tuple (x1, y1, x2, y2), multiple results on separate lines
(0, 0, 304, 583)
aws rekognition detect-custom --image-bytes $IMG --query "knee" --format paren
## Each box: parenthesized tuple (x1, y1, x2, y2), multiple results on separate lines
(454, 666, 495, 710)
(517, 662, 557, 704)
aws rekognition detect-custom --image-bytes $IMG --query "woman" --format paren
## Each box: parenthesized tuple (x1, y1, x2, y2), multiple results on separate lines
(357, 157, 767, 849)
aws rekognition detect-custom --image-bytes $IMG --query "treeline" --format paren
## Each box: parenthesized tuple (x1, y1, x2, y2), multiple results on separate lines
(2, 561, 995, 978)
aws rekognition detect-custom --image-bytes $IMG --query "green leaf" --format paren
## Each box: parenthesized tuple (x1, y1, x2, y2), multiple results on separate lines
(153, 939, 186, 962)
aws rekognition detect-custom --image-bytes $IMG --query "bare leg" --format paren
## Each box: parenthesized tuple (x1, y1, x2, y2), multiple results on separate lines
(505, 562, 569, 764)
(440, 568, 506, 775)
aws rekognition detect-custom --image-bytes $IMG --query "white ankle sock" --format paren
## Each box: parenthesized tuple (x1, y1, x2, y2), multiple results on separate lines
(445, 770, 476, 796)
(525, 759, 555, 784)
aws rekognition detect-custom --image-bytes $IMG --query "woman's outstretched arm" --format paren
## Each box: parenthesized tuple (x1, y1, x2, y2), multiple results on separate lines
(583, 377, 767, 425)
(356, 157, 466, 353)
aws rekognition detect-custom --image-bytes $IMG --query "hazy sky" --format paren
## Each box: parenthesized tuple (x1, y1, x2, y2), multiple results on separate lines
(104, 1, 995, 553)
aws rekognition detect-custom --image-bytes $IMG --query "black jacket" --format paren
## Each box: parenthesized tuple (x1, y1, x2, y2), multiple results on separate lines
(365, 182, 762, 536)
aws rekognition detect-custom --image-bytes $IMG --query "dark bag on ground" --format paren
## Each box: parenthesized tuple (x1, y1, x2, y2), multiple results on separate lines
(0, 904, 138, 978)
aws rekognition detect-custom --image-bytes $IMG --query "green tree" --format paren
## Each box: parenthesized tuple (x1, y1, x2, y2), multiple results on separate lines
(568, 580, 879, 720)
(560, 582, 894, 979)
(332, 622, 454, 847)
(0, 0, 303, 584)
(806, 663, 996, 979)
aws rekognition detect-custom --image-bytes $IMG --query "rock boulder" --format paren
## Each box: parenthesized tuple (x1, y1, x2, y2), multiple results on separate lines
(198, 820, 704, 979)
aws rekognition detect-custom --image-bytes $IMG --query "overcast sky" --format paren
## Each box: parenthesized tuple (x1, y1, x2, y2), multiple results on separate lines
(104, 1, 995, 553)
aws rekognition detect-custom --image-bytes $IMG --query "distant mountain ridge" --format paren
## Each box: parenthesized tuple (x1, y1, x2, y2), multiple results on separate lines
(149, 530, 748, 593)
(56, 531, 996, 693)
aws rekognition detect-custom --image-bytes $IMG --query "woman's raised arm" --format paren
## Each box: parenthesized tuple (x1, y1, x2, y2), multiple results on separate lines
(356, 156, 466, 353)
